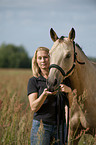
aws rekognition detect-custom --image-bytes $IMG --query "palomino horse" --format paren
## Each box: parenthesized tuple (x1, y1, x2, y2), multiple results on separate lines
(47, 28, 96, 145)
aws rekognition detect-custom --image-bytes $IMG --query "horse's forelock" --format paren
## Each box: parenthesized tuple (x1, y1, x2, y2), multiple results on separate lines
(59, 36, 64, 41)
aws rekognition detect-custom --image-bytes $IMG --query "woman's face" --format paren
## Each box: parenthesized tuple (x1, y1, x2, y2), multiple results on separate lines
(37, 50, 50, 70)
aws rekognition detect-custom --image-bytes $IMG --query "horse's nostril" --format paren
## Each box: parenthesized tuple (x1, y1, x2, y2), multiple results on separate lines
(46, 78, 57, 92)
(46, 79, 50, 89)
(53, 79, 57, 86)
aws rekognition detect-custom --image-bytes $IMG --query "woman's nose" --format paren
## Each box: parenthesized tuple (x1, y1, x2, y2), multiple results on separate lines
(41, 57, 45, 62)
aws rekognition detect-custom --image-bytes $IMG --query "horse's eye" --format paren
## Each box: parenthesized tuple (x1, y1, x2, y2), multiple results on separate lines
(66, 53, 71, 59)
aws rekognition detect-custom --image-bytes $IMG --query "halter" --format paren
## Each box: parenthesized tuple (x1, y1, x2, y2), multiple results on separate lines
(49, 41, 85, 77)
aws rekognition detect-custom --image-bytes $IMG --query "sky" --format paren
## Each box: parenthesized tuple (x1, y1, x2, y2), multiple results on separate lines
(0, 0, 96, 57)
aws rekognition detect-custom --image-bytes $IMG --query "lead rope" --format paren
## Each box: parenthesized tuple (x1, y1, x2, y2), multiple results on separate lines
(65, 95, 69, 144)
(57, 92, 60, 145)
(56, 91, 69, 145)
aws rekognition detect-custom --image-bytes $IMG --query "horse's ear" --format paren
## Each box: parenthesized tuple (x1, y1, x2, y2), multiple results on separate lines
(68, 28, 75, 41)
(50, 28, 59, 42)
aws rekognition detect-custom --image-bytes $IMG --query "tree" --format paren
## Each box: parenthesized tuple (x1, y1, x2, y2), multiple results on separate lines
(0, 43, 31, 68)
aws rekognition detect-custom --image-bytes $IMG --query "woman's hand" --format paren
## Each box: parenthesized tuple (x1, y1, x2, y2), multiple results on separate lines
(60, 84, 72, 93)
(43, 88, 58, 96)
(28, 88, 58, 113)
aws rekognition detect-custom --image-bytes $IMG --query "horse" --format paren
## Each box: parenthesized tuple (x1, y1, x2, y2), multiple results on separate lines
(47, 28, 96, 145)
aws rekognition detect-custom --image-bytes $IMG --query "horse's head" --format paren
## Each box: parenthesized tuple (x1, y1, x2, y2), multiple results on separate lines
(47, 28, 75, 92)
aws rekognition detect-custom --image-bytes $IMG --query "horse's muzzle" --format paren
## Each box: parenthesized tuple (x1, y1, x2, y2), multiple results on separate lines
(46, 78, 57, 92)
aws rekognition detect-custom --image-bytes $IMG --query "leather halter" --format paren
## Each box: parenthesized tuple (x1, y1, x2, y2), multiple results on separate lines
(49, 41, 85, 77)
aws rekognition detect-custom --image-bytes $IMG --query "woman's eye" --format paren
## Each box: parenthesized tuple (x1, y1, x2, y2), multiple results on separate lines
(38, 57, 42, 60)
(66, 53, 71, 59)
(38, 56, 48, 60)
(44, 57, 48, 59)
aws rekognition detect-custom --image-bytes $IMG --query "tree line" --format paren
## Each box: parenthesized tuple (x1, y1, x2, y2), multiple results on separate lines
(0, 43, 31, 68)
(0, 43, 96, 68)
(88, 57, 96, 63)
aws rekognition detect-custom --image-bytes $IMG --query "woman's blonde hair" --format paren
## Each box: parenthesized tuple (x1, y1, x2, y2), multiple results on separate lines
(32, 47, 49, 77)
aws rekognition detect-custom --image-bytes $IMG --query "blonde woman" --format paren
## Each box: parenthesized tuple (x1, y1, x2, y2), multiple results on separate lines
(27, 47, 72, 145)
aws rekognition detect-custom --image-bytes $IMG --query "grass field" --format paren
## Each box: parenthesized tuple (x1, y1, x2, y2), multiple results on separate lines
(0, 69, 96, 145)
(0, 69, 33, 145)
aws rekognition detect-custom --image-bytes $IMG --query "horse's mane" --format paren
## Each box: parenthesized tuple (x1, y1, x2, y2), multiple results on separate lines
(76, 43, 96, 65)
(75, 43, 87, 57)
(76, 43, 83, 51)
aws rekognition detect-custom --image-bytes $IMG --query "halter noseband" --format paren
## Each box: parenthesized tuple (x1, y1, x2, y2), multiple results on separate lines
(49, 41, 85, 77)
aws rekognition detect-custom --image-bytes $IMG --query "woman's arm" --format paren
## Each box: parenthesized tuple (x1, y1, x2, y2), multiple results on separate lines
(60, 84, 73, 107)
(28, 88, 57, 113)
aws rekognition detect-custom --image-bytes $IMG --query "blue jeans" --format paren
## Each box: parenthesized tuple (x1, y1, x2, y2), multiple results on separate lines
(30, 119, 67, 145)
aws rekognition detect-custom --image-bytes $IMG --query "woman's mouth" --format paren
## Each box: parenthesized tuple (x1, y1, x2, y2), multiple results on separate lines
(41, 63, 46, 66)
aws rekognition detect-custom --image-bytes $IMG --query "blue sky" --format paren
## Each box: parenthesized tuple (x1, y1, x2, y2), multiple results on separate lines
(0, 0, 96, 57)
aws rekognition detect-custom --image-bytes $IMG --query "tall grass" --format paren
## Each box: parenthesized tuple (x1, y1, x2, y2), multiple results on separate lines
(0, 69, 96, 145)
(0, 69, 33, 145)
(69, 90, 96, 145)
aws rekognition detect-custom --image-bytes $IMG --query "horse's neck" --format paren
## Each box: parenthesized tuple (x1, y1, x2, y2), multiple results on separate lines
(70, 46, 96, 95)
(91, 61, 96, 67)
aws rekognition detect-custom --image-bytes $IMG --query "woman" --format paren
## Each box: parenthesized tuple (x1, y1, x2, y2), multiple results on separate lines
(27, 47, 72, 145)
